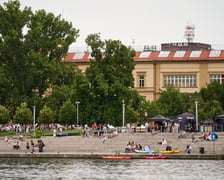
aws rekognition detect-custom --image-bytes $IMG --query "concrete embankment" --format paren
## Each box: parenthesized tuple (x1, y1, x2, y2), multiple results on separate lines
(0, 152, 224, 160)
(0, 132, 223, 159)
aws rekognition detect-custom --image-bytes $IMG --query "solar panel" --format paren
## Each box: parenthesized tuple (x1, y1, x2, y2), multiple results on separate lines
(73, 52, 85, 59)
(209, 50, 221, 57)
(139, 51, 151, 58)
(174, 51, 186, 57)
(158, 51, 170, 57)
(190, 51, 201, 57)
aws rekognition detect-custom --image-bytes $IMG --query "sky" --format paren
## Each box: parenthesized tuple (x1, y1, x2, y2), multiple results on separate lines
(1, 0, 224, 50)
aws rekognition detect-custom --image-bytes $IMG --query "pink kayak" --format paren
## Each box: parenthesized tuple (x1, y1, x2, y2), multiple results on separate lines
(102, 156, 132, 159)
(144, 156, 168, 159)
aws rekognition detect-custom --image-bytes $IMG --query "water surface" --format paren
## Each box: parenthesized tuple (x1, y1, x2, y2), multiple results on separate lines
(0, 158, 223, 180)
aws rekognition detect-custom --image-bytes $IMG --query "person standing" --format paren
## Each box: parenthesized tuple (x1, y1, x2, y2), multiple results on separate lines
(26, 141, 30, 150)
(145, 121, 150, 132)
(31, 140, 35, 154)
(53, 129, 57, 137)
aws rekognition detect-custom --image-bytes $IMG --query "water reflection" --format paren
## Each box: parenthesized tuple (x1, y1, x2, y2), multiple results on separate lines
(0, 158, 223, 180)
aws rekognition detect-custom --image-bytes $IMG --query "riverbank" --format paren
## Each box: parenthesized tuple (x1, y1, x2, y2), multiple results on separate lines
(0, 152, 224, 160)
(1, 132, 223, 159)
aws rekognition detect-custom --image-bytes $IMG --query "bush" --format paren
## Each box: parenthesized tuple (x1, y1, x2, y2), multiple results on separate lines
(30, 130, 42, 138)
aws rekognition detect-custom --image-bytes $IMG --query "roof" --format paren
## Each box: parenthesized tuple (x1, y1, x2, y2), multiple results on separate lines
(62, 50, 224, 63)
(175, 113, 195, 121)
(148, 115, 171, 122)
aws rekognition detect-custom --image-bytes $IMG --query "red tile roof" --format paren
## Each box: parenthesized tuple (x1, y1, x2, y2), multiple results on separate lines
(62, 50, 224, 63)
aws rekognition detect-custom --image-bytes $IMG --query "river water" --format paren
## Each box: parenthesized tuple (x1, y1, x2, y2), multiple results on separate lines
(0, 158, 223, 180)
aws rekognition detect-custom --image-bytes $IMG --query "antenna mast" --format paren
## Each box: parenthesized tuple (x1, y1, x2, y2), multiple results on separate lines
(185, 23, 195, 43)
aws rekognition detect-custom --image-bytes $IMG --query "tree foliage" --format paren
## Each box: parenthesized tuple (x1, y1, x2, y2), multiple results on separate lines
(0, 105, 10, 124)
(1, 1, 223, 127)
(0, 0, 79, 114)
(199, 81, 224, 121)
(157, 86, 186, 118)
(147, 101, 164, 118)
(59, 100, 76, 126)
(13, 102, 32, 125)
(200, 81, 224, 109)
(75, 33, 141, 126)
(38, 105, 55, 125)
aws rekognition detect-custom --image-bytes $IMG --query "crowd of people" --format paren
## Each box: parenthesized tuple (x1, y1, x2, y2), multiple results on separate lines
(80, 123, 118, 139)
(125, 141, 143, 153)
(5, 136, 45, 153)
(199, 132, 218, 141)
(123, 131, 219, 155)
(1, 121, 220, 156)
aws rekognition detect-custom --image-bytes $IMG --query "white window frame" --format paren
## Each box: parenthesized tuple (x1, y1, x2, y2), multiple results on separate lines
(210, 74, 224, 84)
(139, 75, 145, 87)
(163, 75, 196, 88)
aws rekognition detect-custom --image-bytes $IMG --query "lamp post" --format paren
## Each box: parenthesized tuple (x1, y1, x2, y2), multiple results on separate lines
(76, 101, 80, 126)
(122, 99, 125, 127)
(195, 101, 199, 131)
(33, 106, 36, 137)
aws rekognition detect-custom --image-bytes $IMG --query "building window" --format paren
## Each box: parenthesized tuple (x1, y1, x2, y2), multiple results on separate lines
(164, 75, 196, 88)
(210, 74, 224, 84)
(139, 75, 145, 87)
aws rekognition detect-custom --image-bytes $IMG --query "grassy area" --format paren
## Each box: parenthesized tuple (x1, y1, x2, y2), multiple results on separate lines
(0, 131, 16, 137)
(0, 129, 82, 138)
(41, 129, 82, 137)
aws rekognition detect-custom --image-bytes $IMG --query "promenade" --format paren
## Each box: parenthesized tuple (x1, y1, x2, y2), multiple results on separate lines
(0, 132, 224, 159)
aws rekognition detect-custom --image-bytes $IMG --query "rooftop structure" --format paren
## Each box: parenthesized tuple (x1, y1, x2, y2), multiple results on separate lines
(63, 50, 224, 63)
(185, 23, 195, 43)
(161, 42, 212, 51)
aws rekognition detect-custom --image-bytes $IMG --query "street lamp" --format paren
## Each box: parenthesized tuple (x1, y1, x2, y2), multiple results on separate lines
(33, 106, 36, 137)
(195, 101, 199, 131)
(122, 99, 125, 127)
(76, 101, 80, 126)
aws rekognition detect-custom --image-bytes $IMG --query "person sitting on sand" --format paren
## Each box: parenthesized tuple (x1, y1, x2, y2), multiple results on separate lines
(130, 141, 136, 152)
(125, 143, 131, 153)
(13, 141, 20, 150)
(178, 130, 186, 138)
(136, 144, 143, 151)
(158, 138, 167, 145)
(165, 145, 172, 151)
(185, 144, 192, 154)
(4, 136, 9, 143)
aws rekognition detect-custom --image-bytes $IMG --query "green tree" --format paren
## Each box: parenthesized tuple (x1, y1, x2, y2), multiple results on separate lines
(44, 85, 73, 121)
(147, 101, 165, 118)
(78, 33, 139, 126)
(0, 0, 79, 113)
(200, 81, 224, 111)
(157, 86, 185, 118)
(0, 105, 10, 125)
(59, 100, 76, 127)
(0, 67, 11, 106)
(38, 105, 55, 126)
(201, 100, 224, 121)
(13, 102, 32, 125)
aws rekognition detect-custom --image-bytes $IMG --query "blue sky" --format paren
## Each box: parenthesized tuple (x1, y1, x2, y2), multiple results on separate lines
(1, 0, 224, 49)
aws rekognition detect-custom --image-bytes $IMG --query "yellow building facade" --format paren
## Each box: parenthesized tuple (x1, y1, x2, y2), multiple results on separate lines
(63, 49, 224, 101)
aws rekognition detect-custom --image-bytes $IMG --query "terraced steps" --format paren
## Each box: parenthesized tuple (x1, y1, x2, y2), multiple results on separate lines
(0, 132, 223, 155)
